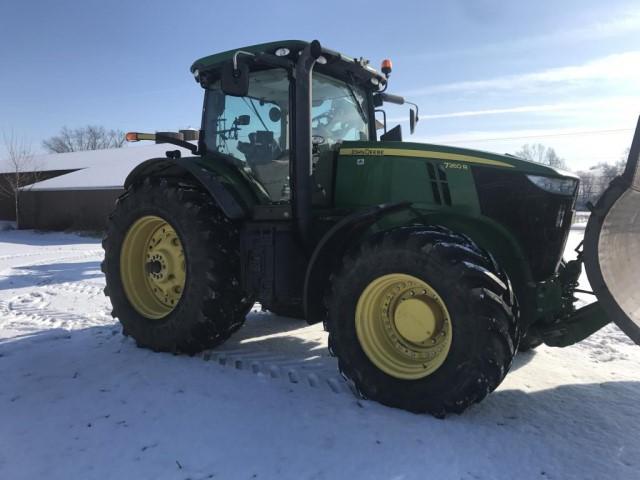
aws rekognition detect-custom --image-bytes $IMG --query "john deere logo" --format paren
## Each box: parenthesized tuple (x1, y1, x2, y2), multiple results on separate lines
(350, 148, 385, 156)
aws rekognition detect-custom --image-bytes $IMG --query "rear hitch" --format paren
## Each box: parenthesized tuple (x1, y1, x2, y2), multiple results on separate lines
(542, 302, 610, 348)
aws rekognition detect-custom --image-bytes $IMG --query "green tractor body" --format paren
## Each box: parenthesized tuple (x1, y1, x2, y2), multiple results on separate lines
(104, 40, 639, 415)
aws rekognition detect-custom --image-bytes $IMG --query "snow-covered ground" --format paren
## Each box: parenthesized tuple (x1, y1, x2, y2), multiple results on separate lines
(0, 229, 638, 480)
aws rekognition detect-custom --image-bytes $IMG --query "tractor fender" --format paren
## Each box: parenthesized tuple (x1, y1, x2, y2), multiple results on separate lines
(303, 202, 410, 325)
(124, 157, 248, 220)
(395, 210, 535, 326)
(303, 203, 534, 326)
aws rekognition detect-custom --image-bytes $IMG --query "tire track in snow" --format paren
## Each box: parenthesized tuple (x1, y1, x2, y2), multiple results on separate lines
(0, 280, 111, 332)
(198, 311, 354, 396)
(0, 248, 96, 262)
(0, 247, 108, 333)
(2, 284, 352, 395)
(0, 245, 106, 333)
(0, 247, 351, 396)
(0, 249, 102, 269)
(0, 249, 103, 270)
(44, 282, 105, 298)
(199, 347, 353, 395)
(0, 296, 110, 331)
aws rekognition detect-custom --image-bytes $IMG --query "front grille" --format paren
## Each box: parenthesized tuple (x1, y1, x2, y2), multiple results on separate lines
(472, 168, 576, 280)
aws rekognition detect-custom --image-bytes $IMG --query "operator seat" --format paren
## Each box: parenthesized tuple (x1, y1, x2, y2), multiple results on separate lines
(237, 131, 290, 201)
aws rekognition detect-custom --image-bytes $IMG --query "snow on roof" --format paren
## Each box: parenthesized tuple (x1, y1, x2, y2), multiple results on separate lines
(20, 144, 194, 191)
(1, 143, 162, 174)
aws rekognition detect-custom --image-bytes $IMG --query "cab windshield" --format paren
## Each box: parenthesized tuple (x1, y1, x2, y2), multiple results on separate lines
(311, 72, 370, 147)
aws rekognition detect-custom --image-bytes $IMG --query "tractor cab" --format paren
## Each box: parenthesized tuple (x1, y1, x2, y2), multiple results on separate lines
(127, 40, 418, 237)
(190, 40, 415, 214)
(199, 63, 372, 202)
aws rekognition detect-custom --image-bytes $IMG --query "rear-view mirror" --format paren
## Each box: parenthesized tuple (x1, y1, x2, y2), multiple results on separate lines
(221, 61, 249, 97)
(410, 109, 416, 135)
(235, 115, 251, 126)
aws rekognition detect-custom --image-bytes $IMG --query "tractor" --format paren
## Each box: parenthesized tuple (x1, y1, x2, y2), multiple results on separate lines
(102, 40, 640, 416)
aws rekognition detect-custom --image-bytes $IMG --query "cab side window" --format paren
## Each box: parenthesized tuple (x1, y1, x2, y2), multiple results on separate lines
(204, 69, 291, 202)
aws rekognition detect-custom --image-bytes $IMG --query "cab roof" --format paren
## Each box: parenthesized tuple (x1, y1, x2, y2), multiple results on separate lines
(190, 39, 386, 88)
(191, 40, 308, 73)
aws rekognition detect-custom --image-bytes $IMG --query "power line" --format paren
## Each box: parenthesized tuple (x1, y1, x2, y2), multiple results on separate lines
(441, 128, 634, 144)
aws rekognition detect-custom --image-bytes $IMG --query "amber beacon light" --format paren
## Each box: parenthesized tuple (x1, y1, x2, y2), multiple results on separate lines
(381, 58, 393, 77)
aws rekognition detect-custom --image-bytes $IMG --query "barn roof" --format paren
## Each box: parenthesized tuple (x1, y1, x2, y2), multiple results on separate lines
(13, 144, 193, 191)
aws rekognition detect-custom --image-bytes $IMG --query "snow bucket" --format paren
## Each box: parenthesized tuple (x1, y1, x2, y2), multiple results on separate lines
(584, 117, 640, 345)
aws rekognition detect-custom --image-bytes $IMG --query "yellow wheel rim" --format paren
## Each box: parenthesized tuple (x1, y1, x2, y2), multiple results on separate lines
(120, 215, 186, 319)
(355, 273, 452, 380)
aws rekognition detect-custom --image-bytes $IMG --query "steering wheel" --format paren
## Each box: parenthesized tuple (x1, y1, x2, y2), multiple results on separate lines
(312, 109, 335, 139)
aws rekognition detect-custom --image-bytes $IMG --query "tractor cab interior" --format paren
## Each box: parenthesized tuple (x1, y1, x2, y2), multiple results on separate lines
(203, 66, 371, 206)
(203, 68, 291, 201)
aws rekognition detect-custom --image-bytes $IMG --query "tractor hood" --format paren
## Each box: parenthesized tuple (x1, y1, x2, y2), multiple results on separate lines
(340, 141, 579, 179)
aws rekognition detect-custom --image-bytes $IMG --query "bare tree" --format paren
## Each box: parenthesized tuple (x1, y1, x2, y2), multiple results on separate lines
(42, 125, 125, 153)
(602, 147, 628, 180)
(515, 143, 568, 170)
(574, 148, 630, 209)
(0, 133, 42, 228)
(575, 169, 597, 209)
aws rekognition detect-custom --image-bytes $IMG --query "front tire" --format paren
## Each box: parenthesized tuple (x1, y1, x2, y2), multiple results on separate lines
(102, 178, 253, 354)
(326, 226, 519, 416)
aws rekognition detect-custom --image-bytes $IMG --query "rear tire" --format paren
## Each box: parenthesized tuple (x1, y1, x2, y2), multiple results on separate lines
(326, 226, 519, 416)
(102, 178, 253, 354)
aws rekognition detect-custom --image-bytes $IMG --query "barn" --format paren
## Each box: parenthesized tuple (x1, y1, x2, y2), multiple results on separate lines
(0, 144, 191, 231)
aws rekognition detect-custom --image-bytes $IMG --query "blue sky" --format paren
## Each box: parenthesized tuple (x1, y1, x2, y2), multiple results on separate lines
(1, 0, 639, 170)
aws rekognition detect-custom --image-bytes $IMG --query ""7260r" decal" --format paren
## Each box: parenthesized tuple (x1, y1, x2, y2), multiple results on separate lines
(443, 162, 469, 170)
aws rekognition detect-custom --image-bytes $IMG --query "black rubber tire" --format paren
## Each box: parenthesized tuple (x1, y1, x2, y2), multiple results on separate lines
(325, 226, 520, 416)
(262, 302, 305, 319)
(102, 177, 253, 354)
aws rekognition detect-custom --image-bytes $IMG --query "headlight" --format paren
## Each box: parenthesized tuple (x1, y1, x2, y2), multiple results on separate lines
(526, 175, 577, 195)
